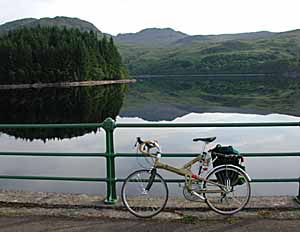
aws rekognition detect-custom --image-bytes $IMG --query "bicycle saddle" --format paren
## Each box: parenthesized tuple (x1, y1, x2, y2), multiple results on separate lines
(193, 137, 216, 143)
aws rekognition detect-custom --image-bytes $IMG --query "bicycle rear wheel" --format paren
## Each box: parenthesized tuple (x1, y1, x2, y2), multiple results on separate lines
(203, 165, 251, 215)
(121, 169, 168, 218)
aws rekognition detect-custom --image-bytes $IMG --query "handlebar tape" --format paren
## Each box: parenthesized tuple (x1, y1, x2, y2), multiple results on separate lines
(136, 137, 143, 145)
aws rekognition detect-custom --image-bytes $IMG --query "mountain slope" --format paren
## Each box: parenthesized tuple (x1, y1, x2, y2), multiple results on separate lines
(174, 31, 274, 45)
(117, 29, 300, 75)
(0, 17, 103, 36)
(116, 28, 188, 47)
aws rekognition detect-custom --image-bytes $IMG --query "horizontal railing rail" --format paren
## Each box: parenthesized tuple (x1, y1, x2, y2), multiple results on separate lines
(115, 152, 300, 158)
(116, 121, 300, 128)
(0, 175, 107, 182)
(0, 123, 103, 128)
(0, 152, 106, 157)
(0, 117, 299, 204)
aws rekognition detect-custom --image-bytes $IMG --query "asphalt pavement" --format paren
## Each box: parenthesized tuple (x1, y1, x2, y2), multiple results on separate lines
(0, 216, 299, 232)
(0, 190, 299, 231)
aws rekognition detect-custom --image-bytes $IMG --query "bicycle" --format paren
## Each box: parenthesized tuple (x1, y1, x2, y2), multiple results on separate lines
(121, 137, 251, 218)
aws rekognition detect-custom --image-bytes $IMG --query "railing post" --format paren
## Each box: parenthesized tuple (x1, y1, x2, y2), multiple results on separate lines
(296, 176, 300, 204)
(103, 117, 118, 204)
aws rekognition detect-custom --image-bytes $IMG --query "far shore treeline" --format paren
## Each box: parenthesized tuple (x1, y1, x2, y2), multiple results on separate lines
(0, 26, 128, 84)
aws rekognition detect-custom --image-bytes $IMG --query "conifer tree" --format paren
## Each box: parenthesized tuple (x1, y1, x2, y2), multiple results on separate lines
(0, 26, 128, 84)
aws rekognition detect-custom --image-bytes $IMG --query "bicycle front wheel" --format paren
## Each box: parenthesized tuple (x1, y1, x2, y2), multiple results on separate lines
(203, 165, 251, 215)
(121, 169, 168, 218)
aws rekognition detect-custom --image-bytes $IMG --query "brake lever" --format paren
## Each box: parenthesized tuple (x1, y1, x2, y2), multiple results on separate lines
(134, 137, 143, 148)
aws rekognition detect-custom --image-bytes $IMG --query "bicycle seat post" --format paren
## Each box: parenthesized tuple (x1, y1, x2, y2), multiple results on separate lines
(193, 137, 216, 155)
(201, 141, 208, 155)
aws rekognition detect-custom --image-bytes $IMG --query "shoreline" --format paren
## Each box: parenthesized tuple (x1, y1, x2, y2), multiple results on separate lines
(0, 79, 136, 90)
(132, 74, 268, 78)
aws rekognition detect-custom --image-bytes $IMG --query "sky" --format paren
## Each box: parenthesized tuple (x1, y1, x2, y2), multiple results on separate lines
(0, 0, 300, 36)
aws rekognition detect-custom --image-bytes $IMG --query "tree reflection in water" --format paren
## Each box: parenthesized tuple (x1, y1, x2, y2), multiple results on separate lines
(0, 84, 126, 141)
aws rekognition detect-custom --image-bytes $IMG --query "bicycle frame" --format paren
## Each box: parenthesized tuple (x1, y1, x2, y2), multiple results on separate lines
(153, 155, 226, 193)
(137, 139, 240, 195)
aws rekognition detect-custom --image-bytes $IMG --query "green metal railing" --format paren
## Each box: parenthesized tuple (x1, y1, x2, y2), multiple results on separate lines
(0, 117, 299, 204)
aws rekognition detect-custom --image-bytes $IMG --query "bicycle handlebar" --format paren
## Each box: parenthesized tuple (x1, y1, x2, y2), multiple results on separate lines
(135, 137, 161, 159)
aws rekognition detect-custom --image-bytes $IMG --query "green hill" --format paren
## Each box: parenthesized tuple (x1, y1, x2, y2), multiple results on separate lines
(116, 29, 300, 75)
(0, 17, 103, 37)
(174, 31, 274, 45)
(116, 28, 188, 47)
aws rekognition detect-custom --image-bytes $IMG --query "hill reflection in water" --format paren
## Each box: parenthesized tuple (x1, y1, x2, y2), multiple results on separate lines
(0, 84, 126, 141)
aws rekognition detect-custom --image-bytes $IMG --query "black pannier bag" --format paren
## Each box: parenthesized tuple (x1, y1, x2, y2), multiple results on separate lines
(210, 144, 245, 186)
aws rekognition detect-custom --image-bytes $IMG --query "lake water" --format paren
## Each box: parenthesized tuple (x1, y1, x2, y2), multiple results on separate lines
(0, 75, 299, 196)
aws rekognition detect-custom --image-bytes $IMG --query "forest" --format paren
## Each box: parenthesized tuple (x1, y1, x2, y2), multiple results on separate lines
(0, 26, 128, 84)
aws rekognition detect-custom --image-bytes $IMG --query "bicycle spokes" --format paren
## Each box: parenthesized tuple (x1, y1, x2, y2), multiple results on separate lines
(203, 166, 251, 215)
(121, 169, 168, 218)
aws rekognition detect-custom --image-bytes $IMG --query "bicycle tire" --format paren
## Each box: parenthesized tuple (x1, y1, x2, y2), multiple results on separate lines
(203, 165, 251, 215)
(121, 169, 168, 218)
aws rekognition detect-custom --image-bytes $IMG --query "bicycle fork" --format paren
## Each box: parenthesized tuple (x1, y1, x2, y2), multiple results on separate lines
(144, 168, 157, 192)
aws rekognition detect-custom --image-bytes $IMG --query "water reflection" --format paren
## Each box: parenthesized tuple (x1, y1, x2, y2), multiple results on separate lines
(0, 112, 298, 196)
(121, 75, 300, 121)
(0, 85, 126, 141)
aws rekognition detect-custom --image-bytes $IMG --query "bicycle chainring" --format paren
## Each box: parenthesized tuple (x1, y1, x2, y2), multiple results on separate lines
(183, 185, 203, 202)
